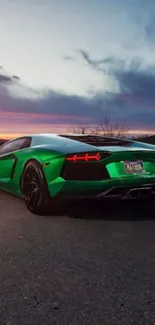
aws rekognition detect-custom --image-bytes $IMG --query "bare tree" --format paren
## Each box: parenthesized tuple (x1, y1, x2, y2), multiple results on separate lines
(67, 124, 88, 134)
(69, 117, 129, 138)
(92, 117, 129, 138)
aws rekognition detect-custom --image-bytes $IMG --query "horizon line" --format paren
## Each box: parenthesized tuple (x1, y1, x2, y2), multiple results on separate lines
(0, 129, 154, 140)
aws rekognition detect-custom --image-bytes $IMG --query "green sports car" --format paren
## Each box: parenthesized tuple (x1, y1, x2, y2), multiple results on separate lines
(0, 133, 155, 215)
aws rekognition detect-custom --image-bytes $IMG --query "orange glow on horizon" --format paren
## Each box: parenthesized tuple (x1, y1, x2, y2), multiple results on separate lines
(0, 129, 154, 140)
(0, 111, 154, 140)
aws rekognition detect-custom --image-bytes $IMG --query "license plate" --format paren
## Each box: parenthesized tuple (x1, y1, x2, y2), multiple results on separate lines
(124, 160, 145, 174)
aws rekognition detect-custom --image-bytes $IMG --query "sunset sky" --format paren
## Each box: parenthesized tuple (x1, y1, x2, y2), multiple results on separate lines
(0, 0, 155, 138)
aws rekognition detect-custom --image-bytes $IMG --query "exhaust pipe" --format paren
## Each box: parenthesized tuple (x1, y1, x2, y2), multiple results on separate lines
(126, 187, 152, 198)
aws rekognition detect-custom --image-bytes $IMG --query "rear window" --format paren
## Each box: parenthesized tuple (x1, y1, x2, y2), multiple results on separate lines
(59, 135, 133, 147)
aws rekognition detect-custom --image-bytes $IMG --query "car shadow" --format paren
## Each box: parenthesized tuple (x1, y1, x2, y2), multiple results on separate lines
(66, 199, 155, 221)
(1, 191, 154, 221)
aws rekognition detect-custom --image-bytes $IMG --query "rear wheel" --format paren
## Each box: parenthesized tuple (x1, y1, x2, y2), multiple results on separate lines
(21, 160, 51, 215)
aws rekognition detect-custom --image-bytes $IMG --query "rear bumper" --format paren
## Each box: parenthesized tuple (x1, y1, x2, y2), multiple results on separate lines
(48, 176, 155, 200)
(95, 184, 155, 200)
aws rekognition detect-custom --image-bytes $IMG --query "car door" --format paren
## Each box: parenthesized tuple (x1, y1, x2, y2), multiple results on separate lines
(0, 138, 31, 187)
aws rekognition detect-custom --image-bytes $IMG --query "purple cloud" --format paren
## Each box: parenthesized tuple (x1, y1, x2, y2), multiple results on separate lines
(0, 61, 155, 132)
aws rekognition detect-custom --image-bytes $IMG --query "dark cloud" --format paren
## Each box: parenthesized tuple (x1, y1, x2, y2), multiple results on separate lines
(0, 61, 155, 131)
(0, 75, 13, 84)
(12, 75, 20, 80)
(79, 50, 144, 74)
(0, 87, 104, 120)
(77, 49, 155, 129)
(116, 69, 155, 100)
(0, 73, 20, 85)
(78, 50, 131, 75)
(63, 56, 76, 62)
(78, 49, 153, 96)
(78, 49, 107, 73)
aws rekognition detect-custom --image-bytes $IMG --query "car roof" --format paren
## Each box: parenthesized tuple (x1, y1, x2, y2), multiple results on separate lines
(7, 133, 132, 144)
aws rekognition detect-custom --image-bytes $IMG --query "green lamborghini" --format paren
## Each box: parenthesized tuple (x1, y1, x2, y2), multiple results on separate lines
(0, 133, 155, 215)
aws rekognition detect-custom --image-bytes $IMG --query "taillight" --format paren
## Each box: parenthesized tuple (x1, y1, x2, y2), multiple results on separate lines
(66, 152, 101, 162)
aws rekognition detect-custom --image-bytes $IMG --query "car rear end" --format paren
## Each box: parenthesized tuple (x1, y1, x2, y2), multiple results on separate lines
(46, 144, 155, 201)
(99, 148, 155, 200)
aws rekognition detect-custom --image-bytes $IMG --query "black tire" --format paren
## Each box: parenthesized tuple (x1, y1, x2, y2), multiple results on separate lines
(21, 160, 51, 215)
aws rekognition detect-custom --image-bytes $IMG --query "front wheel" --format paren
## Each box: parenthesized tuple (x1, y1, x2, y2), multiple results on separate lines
(21, 160, 51, 215)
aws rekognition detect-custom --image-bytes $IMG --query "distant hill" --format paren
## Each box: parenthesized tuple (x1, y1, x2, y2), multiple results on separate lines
(138, 135, 155, 145)
(0, 139, 8, 145)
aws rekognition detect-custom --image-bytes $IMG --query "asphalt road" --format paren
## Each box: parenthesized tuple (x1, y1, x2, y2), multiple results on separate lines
(0, 192, 155, 325)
